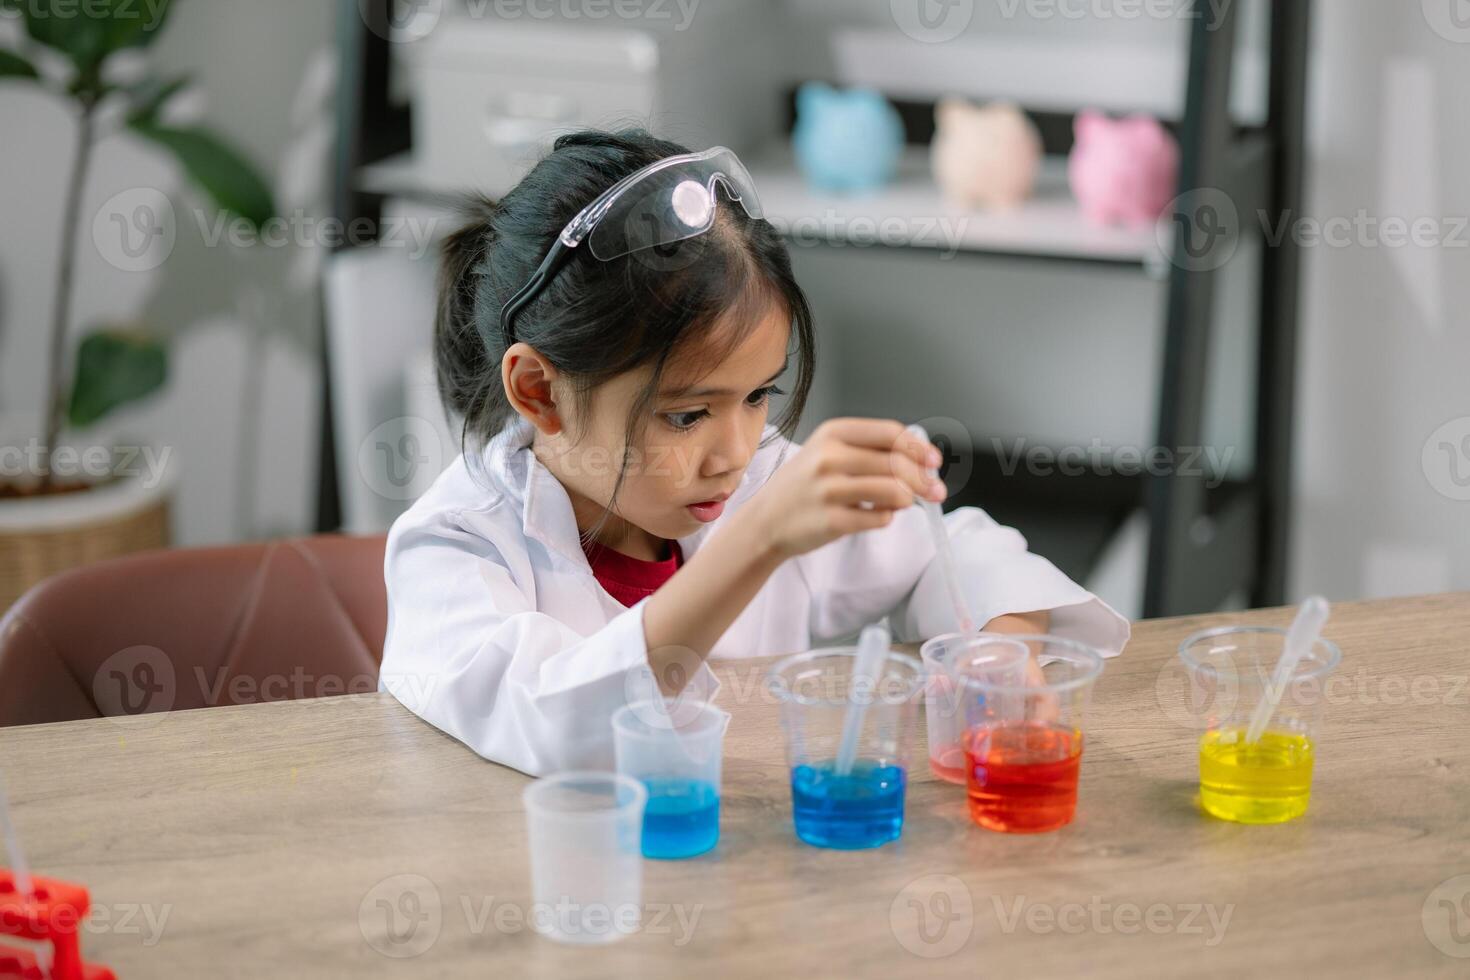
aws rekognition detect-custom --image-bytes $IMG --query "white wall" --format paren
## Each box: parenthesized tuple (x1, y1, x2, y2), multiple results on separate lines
(1293, 4, 1470, 600)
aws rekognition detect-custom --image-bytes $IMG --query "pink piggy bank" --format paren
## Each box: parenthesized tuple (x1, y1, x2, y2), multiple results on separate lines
(1068, 110, 1180, 229)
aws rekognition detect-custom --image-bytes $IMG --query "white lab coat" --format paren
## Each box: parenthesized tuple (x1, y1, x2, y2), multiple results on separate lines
(380, 416, 1129, 775)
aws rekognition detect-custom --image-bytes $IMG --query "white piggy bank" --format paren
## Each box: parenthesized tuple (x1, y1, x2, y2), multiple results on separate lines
(931, 99, 1043, 209)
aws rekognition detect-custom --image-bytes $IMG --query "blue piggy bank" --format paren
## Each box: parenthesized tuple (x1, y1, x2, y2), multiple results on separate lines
(793, 82, 904, 193)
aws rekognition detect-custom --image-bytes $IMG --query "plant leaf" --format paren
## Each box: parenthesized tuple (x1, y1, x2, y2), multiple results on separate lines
(16, 0, 173, 76)
(130, 122, 275, 231)
(125, 73, 190, 126)
(68, 329, 168, 428)
(0, 49, 39, 79)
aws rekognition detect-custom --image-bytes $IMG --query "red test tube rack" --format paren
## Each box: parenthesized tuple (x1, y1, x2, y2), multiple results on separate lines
(0, 870, 115, 980)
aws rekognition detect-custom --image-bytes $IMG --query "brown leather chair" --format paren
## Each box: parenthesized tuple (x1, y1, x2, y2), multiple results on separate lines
(0, 535, 388, 727)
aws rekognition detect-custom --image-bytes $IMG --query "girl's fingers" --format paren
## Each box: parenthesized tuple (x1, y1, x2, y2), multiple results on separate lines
(827, 505, 896, 536)
(821, 418, 943, 470)
(822, 444, 945, 502)
(823, 477, 917, 511)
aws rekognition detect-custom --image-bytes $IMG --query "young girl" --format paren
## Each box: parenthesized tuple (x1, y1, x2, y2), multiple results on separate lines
(380, 129, 1128, 775)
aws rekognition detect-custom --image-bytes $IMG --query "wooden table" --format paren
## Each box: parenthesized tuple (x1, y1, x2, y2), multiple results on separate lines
(3, 594, 1468, 977)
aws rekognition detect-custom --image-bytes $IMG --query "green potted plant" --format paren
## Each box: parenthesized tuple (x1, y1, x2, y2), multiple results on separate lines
(0, 0, 274, 609)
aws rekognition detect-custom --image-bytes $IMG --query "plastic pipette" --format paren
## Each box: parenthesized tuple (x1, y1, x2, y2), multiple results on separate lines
(1244, 596, 1330, 744)
(905, 424, 976, 634)
(834, 624, 890, 777)
(0, 772, 31, 898)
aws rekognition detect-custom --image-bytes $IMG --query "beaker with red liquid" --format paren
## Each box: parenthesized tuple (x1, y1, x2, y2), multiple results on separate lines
(953, 636, 1104, 833)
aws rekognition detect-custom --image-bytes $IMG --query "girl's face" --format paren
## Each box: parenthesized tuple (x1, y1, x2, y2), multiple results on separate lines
(539, 301, 792, 557)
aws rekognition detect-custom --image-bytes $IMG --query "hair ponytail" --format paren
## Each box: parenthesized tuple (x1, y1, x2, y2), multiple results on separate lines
(434, 193, 502, 445)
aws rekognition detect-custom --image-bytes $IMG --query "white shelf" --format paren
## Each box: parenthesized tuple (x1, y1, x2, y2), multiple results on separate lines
(355, 144, 1173, 272)
(745, 144, 1170, 271)
(356, 151, 479, 199)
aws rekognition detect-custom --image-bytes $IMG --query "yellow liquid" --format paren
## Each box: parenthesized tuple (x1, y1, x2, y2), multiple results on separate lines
(1198, 729, 1314, 824)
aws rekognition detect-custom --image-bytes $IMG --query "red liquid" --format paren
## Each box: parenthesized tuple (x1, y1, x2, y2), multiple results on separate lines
(930, 747, 968, 784)
(964, 723, 1083, 833)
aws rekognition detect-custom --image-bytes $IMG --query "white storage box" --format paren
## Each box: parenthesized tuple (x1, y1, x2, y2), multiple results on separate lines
(402, 2, 785, 197)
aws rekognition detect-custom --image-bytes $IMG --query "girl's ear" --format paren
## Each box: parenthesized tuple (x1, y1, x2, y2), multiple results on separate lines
(501, 343, 563, 436)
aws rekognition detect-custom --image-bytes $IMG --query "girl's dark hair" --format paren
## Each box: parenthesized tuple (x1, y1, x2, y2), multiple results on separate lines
(435, 128, 816, 530)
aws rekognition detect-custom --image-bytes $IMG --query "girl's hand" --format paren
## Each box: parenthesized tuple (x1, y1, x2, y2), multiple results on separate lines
(741, 418, 946, 560)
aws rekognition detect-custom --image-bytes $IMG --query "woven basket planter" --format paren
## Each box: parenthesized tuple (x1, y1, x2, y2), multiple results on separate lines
(0, 430, 176, 613)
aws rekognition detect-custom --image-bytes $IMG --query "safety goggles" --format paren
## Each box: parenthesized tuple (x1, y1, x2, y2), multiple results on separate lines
(497, 145, 764, 349)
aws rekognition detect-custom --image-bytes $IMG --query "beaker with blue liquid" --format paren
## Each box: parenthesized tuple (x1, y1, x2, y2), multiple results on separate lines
(768, 648, 923, 849)
(612, 699, 729, 859)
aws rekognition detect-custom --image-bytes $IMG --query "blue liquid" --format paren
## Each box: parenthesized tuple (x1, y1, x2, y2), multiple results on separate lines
(789, 760, 906, 849)
(640, 778, 720, 859)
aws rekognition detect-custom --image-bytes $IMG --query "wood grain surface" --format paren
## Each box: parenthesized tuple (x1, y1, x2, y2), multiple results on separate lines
(2, 593, 1467, 977)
